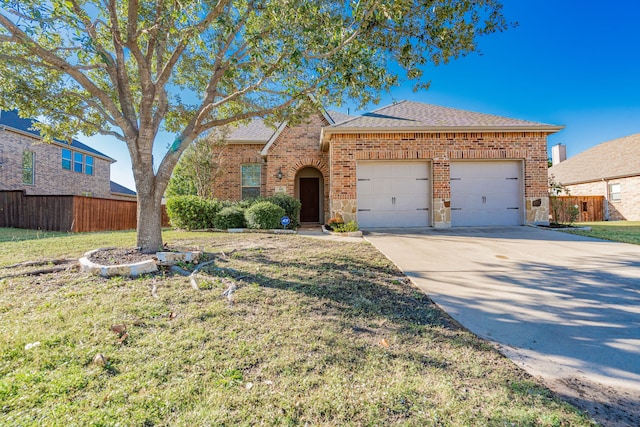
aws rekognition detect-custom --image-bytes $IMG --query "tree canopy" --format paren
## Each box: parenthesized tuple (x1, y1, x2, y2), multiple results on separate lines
(0, 0, 509, 252)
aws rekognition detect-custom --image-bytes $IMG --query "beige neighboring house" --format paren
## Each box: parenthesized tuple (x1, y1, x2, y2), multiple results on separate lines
(0, 110, 134, 199)
(548, 133, 640, 221)
(212, 100, 563, 227)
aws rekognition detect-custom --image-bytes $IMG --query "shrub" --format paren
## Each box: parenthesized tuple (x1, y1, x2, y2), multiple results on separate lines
(245, 201, 286, 229)
(214, 206, 246, 229)
(333, 221, 360, 233)
(267, 193, 301, 227)
(166, 196, 221, 230)
(325, 217, 343, 231)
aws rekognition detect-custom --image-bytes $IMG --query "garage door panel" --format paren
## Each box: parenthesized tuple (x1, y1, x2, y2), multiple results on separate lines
(357, 161, 431, 228)
(450, 161, 522, 226)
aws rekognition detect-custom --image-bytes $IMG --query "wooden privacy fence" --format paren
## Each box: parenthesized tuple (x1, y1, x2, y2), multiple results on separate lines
(0, 190, 169, 232)
(550, 195, 604, 223)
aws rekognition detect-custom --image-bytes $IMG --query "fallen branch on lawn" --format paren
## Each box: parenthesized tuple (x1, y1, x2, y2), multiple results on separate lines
(0, 258, 77, 269)
(222, 282, 237, 305)
(0, 263, 79, 280)
(189, 259, 216, 290)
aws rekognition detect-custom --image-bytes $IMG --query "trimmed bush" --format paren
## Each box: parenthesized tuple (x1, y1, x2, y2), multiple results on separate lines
(166, 196, 221, 230)
(245, 201, 286, 230)
(214, 206, 246, 230)
(267, 193, 301, 227)
(333, 220, 360, 233)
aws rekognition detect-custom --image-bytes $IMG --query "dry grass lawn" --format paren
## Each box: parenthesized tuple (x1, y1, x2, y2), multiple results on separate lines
(0, 229, 596, 426)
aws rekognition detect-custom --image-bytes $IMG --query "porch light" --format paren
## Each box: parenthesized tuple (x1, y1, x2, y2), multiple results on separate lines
(276, 167, 283, 180)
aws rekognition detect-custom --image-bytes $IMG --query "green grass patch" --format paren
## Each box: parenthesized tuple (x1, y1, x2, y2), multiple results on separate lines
(0, 231, 596, 426)
(566, 221, 640, 245)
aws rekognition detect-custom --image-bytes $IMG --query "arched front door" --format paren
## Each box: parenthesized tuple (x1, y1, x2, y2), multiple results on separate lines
(296, 167, 324, 223)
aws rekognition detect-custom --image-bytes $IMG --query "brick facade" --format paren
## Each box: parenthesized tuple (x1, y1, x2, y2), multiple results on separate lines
(0, 129, 112, 197)
(212, 113, 331, 222)
(211, 108, 554, 227)
(565, 176, 640, 221)
(327, 131, 551, 226)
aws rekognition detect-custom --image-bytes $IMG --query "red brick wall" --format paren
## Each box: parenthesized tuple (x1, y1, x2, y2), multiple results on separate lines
(211, 114, 331, 221)
(211, 143, 264, 200)
(328, 131, 551, 225)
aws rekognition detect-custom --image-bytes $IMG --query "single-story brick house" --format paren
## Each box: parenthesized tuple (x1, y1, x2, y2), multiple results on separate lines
(548, 133, 640, 221)
(213, 100, 563, 228)
(0, 110, 134, 199)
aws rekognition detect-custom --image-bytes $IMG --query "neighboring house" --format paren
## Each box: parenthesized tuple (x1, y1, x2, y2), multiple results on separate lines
(548, 133, 640, 221)
(0, 110, 134, 199)
(213, 100, 563, 227)
(110, 180, 137, 201)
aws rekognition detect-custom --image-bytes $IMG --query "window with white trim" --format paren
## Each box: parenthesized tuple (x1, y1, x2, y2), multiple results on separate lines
(64, 148, 94, 175)
(22, 151, 35, 185)
(609, 183, 621, 202)
(62, 148, 72, 170)
(85, 155, 94, 175)
(74, 152, 83, 173)
(241, 164, 261, 200)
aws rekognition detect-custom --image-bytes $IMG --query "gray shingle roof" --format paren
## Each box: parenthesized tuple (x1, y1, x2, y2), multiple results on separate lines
(326, 110, 354, 124)
(328, 100, 562, 131)
(225, 110, 356, 144)
(0, 110, 115, 161)
(110, 181, 136, 196)
(549, 133, 640, 184)
(226, 118, 279, 143)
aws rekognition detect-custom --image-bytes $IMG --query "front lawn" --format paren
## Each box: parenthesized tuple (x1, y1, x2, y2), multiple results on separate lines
(0, 230, 595, 426)
(567, 221, 640, 245)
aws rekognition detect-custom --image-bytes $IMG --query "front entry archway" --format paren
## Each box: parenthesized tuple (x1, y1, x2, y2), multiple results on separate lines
(296, 167, 324, 223)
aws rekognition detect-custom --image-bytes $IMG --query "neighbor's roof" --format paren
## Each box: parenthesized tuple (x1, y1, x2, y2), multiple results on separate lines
(0, 110, 115, 162)
(325, 100, 564, 133)
(110, 181, 136, 196)
(549, 133, 640, 184)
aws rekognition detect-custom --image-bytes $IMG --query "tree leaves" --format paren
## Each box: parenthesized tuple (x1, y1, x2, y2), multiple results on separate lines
(0, 0, 510, 251)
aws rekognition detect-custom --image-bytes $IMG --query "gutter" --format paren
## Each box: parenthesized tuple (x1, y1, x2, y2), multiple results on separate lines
(320, 125, 565, 151)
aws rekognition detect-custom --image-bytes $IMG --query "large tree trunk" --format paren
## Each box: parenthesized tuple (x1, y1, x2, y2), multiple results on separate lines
(136, 190, 164, 254)
(133, 140, 167, 254)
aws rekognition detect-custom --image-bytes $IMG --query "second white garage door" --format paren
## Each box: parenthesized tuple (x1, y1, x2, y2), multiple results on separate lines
(357, 161, 430, 227)
(450, 161, 523, 226)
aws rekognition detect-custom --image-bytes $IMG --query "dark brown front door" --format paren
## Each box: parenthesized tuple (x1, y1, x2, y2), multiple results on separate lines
(299, 177, 320, 222)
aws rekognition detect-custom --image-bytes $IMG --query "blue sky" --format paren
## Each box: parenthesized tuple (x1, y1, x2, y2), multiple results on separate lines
(89, 1, 640, 191)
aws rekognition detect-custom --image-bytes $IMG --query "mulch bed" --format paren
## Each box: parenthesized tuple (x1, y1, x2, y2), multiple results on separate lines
(87, 248, 157, 266)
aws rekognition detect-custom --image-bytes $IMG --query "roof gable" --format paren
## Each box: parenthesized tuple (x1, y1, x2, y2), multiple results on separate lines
(0, 110, 115, 162)
(327, 100, 563, 132)
(549, 133, 640, 184)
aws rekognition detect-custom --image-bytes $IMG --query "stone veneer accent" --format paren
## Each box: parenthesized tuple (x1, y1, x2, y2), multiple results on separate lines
(328, 131, 552, 227)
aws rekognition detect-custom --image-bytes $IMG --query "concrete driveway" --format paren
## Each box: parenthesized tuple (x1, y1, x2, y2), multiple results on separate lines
(365, 227, 640, 426)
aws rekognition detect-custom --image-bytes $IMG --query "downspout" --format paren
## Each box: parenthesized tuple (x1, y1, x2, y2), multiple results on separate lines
(603, 178, 609, 220)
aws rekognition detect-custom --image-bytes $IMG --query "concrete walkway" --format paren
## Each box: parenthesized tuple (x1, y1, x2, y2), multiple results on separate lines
(365, 226, 640, 426)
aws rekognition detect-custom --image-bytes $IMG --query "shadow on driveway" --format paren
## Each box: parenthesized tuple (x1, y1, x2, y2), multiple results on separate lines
(365, 226, 640, 426)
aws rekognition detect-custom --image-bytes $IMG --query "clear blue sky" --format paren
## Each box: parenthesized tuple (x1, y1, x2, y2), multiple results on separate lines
(88, 1, 640, 191)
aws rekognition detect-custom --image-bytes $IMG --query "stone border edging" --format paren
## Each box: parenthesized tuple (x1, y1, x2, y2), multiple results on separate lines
(79, 248, 158, 277)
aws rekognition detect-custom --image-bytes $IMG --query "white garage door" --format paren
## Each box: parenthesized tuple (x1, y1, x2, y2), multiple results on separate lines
(450, 161, 522, 226)
(357, 161, 430, 227)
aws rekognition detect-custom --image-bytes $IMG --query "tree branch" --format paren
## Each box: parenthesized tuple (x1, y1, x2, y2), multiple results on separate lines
(0, 13, 135, 138)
